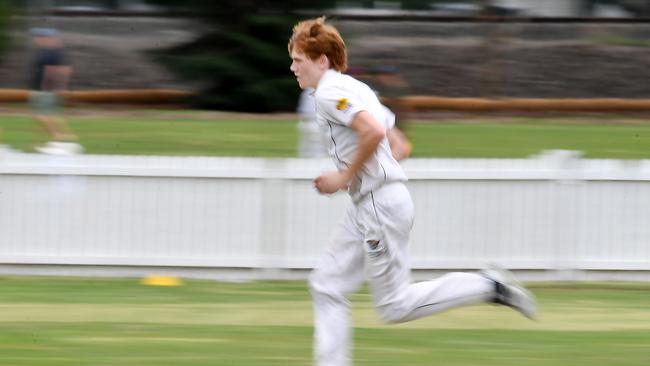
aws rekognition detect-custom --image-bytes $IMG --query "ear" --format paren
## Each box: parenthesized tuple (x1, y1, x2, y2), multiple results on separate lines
(317, 54, 330, 70)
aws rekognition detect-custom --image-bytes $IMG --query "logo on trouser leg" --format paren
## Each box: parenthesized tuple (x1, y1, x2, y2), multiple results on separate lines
(365, 240, 386, 257)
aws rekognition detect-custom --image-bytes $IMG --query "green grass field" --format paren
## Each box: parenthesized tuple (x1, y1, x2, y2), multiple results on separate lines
(2, 111, 650, 158)
(0, 277, 649, 365)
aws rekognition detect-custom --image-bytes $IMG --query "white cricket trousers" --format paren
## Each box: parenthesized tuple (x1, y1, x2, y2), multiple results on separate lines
(309, 182, 495, 366)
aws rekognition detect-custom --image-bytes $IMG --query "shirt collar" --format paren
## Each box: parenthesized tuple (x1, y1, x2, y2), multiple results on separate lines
(316, 69, 340, 90)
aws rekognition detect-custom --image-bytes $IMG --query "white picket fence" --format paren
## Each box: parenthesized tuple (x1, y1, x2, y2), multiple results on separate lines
(1, 149, 650, 281)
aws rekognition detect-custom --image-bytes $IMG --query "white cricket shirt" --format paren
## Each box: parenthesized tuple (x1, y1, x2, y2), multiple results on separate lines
(314, 69, 407, 202)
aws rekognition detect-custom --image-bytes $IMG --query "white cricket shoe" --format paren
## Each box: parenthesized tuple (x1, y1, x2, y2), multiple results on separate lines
(481, 265, 537, 320)
(35, 141, 84, 155)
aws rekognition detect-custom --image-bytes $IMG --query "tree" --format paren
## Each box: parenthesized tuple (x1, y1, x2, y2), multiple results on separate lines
(0, 3, 12, 62)
(147, 0, 335, 112)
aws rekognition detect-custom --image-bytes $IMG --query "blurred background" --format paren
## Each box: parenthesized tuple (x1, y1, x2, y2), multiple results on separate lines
(0, 0, 649, 285)
(0, 0, 649, 295)
(0, 2, 650, 365)
(1, 0, 650, 109)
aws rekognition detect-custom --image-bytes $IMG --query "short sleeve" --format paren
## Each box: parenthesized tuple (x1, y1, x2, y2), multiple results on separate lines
(315, 86, 365, 126)
(381, 104, 396, 130)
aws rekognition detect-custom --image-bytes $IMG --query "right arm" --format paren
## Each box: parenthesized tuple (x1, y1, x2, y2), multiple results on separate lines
(313, 111, 385, 194)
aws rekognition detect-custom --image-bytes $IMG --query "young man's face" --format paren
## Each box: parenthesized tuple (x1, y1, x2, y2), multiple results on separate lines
(290, 49, 325, 90)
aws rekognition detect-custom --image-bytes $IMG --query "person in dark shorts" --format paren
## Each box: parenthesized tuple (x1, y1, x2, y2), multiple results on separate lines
(30, 28, 82, 155)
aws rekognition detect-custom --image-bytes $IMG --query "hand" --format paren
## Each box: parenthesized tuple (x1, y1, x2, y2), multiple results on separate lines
(313, 171, 351, 194)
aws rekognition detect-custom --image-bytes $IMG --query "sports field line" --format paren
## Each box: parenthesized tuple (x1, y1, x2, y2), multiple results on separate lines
(1, 301, 649, 331)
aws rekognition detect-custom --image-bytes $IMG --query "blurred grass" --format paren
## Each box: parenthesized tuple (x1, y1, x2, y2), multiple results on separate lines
(0, 115, 299, 157)
(409, 121, 650, 159)
(0, 277, 649, 365)
(1, 112, 650, 158)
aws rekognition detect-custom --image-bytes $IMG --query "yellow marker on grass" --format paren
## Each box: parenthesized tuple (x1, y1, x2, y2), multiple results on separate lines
(140, 275, 183, 286)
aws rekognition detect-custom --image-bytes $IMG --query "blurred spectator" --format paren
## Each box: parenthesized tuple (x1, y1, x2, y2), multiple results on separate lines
(29, 28, 83, 155)
(296, 88, 328, 158)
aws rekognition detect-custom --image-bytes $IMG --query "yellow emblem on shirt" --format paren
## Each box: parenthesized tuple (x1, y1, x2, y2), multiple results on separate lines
(336, 98, 349, 111)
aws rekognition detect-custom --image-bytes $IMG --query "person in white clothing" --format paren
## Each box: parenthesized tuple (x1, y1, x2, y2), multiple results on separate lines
(297, 88, 328, 158)
(288, 17, 537, 366)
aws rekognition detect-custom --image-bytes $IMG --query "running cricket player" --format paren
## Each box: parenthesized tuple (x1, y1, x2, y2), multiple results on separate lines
(288, 17, 536, 366)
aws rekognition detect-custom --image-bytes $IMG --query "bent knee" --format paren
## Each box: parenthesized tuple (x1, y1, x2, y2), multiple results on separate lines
(308, 270, 324, 294)
(308, 269, 341, 300)
(376, 304, 410, 324)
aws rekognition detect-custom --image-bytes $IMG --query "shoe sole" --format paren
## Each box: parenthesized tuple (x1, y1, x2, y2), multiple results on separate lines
(483, 265, 538, 320)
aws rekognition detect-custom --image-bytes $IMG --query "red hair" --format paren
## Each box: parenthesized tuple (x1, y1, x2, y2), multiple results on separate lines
(288, 17, 348, 72)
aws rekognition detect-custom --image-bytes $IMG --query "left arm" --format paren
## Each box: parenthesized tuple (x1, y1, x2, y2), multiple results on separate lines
(313, 110, 385, 194)
(387, 127, 412, 161)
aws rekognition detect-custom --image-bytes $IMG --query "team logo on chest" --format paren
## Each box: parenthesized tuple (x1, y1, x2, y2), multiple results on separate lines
(336, 98, 351, 111)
